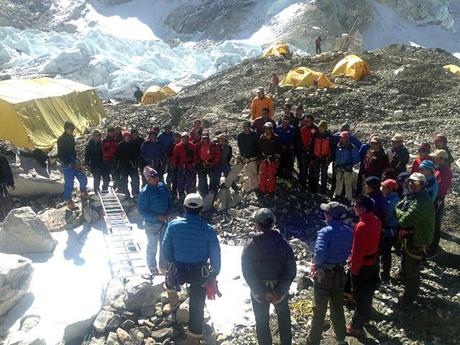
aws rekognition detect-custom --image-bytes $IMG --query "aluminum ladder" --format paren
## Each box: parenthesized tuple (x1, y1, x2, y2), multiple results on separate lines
(99, 188, 146, 277)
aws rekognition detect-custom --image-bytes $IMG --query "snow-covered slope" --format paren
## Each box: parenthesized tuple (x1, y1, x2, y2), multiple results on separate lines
(0, 0, 459, 98)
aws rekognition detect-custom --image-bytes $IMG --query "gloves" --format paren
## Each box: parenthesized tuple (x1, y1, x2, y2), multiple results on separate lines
(203, 279, 221, 300)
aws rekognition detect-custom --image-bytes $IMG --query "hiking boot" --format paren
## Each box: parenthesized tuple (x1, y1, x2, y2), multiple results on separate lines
(67, 200, 78, 209)
(80, 191, 90, 199)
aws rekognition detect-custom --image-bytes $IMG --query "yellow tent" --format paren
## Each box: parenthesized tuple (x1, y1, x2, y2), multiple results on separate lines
(0, 78, 105, 150)
(280, 67, 333, 88)
(142, 85, 177, 105)
(263, 41, 291, 57)
(443, 64, 460, 76)
(332, 55, 370, 80)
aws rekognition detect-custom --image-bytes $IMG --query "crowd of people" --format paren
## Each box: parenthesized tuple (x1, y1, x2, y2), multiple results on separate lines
(50, 87, 456, 345)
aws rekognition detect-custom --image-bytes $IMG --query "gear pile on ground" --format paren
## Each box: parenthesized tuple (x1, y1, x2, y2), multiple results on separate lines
(80, 44, 460, 344)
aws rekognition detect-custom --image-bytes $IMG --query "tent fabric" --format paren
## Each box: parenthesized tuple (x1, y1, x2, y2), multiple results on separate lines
(280, 67, 333, 88)
(443, 64, 460, 76)
(0, 78, 105, 150)
(141, 85, 177, 105)
(332, 55, 370, 80)
(263, 42, 290, 57)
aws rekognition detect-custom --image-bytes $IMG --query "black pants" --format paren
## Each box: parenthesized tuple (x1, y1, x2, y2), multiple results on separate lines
(380, 233, 395, 281)
(278, 148, 294, 180)
(175, 262, 208, 335)
(308, 266, 347, 345)
(401, 250, 422, 303)
(0, 185, 12, 220)
(119, 166, 140, 197)
(309, 159, 328, 193)
(91, 167, 109, 192)
(251, 294, 292, 345)
(298, 151, 310, 189)
(351, 264, 379, 329)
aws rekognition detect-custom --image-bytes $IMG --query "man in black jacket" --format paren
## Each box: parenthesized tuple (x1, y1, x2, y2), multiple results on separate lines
(57, 121, 88, 209)
(236, 121, 260, 192)
(0, 153, 15, 219)
(242, 208, 296, 345)
(385, 133, 409, 179)
(85, 130, 109, 192)
(115, 131, 140, 198)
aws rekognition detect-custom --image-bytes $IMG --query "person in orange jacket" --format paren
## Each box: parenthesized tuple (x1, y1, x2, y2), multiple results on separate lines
(251, 87, 273, 120)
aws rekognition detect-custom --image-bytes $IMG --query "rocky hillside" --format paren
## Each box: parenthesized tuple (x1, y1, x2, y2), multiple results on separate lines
(97, 44, 460, 344)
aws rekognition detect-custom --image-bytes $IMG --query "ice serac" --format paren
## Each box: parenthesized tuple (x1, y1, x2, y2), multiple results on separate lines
(0, 207, 57, 255)
(0, 253, 33, 317)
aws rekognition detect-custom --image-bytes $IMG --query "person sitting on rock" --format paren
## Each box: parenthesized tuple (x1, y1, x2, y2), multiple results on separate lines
(162, 193, 221, 345)
(57, 121, 88, 209)
(307, 202, 352, 345)
(251, 87, 273, 120)
(251, 107, 276, 137)
(134, 86, 143, 103)
(410, 143, 433, 173)
(101, 128, 119, 190)
(309, 120, 333, 194)
(433, 134, 454, 167)
(428, 149, 453, 258)
(172, 132, 198, 200)
(115, 131, 140, 198)
(138, 166, 171, 276)
(395, 172, 435, 306)
(347, 195, 381, 336)
(84, 129, 108, 193)
(189, 119, 204, 144)
(141, 129, 166, 182)
(258, 122, 281, 195)
(385, 133, 410, 179)
(0, 152, 15, 220)
(242, 208, 296, 345)
(195, 132, 221, 195)
(236, 121, 260, 192)
(275, 115, 296, 182)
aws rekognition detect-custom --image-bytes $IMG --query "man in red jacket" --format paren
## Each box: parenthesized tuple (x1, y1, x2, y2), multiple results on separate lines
(298, 115, 318, 189)
(347, 194, 382, 336)
(172, 132, 198, 199)
(195, 132, 221, 195)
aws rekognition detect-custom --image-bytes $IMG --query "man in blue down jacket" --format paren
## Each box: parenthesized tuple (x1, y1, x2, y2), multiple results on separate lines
(137, 166, 171, 275)
(242, 208, 296, 345)
(307, 202, 352, 345)
(162, 193, 221, 345)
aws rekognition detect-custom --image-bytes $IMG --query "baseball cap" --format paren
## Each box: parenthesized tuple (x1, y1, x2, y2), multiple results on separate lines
(318, 120, 328, 128)
(434, 149, 448, 160)
(397, 172, 411, 182)
(418, 159, 435, 171)
(354, 194, 375, 212)
(143, 166, 159, 179)
(340, 123, 350, 131)
(370, 136, 381, 144)
(391, 133, 404, 142)
(251, 208, 277, 228)
(417, 143, 431, 153)
(320, 202, 347, 219)
(339, 131, 349, 138)
(381, 179, 399, 190)
(263, 122, 273, 129)
(365, 176, 381, 190)
(409, 172, 426, 184)
(184, 193, 204, 209)
(181, 131, 189, 138)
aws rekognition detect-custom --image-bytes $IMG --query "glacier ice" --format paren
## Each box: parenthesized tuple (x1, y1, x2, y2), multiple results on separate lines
(0, 26, 261, 99)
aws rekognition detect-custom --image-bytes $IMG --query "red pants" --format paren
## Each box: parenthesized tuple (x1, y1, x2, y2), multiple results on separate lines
(259, 160, 277, 193)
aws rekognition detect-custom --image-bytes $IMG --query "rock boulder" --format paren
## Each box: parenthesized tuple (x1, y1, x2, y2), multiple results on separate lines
(0, 253, 33, 317)
(0, 207, 57, 254)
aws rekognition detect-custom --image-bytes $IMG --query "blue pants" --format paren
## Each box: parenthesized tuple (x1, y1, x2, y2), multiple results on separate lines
(145, 221, 166, 269)
(63, 166, 87, 200)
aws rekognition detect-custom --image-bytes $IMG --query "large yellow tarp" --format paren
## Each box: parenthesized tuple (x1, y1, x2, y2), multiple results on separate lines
(142, 85, 176, 105)
(263, 41, 290, 57)
(443, 64, 460, 76)
(280, 67, 333, 88)
(0, 78, 105, 150)
(332, 55, 370, 80)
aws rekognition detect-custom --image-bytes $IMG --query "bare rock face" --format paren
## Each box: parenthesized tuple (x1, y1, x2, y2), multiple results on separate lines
(0, 253, 33, 317)
(0, 207, 57, 254)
